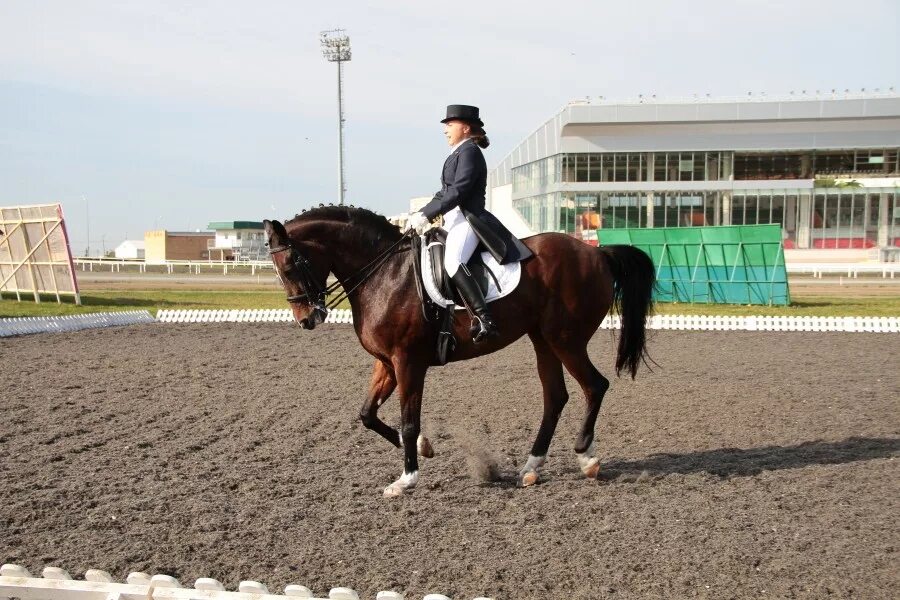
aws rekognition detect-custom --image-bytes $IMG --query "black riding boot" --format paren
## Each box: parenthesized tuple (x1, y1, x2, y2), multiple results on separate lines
(451, 265, 498, 343)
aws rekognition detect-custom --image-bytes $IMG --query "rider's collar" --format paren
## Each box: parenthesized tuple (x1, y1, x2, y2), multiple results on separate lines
(449, 138, 470, 155)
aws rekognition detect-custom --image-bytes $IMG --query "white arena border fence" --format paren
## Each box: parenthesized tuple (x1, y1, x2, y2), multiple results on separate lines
(0, 564, 493, 600)
(1, 309, 897, 337)
(155, 308, 899, 334)
(0, 311, 155, 338)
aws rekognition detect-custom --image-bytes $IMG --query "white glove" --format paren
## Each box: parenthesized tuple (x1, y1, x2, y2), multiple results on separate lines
(407, 212, 430, 234)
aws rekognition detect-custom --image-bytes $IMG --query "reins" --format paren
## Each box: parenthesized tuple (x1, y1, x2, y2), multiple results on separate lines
(270, 228, 414, 312)
(322, 229, 414, 309)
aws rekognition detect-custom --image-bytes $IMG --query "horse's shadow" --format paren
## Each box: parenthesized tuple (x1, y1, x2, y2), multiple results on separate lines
(597, 436, 900, 482)
(481, 436, 900, 487)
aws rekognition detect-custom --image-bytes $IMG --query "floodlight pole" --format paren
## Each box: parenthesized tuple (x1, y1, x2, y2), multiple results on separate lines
(320, 29, 351, 205)
(336, 58, 345, 205)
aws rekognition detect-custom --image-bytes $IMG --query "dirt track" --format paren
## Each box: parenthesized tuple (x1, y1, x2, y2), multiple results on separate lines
(1, 325, 898, 599)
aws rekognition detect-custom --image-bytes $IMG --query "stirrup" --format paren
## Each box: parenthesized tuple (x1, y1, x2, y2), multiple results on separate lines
(470, 315, 498, 343)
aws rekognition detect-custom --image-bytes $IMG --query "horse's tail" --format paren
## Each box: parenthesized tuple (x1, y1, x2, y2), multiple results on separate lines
(598, 245, 656, 379)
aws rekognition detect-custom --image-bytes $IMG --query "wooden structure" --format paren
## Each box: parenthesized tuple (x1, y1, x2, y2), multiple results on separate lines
(0, 204, 80, 304)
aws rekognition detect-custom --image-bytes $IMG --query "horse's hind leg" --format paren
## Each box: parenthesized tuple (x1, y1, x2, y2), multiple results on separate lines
(550, 344, 610, 479)
(520, 333, 569, 487)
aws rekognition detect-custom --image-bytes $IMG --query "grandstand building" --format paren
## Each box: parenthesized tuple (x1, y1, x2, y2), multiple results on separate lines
(488, 93, 900, 253)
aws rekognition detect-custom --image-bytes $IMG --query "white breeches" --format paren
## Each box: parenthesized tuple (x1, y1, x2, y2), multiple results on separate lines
(444, 219, 479, 277)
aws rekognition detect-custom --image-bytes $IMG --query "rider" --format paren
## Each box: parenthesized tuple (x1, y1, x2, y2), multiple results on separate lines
(408, 104, 532, 343)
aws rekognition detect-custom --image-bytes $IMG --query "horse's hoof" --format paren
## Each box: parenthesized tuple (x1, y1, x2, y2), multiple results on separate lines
(383, 484, 404, 498)
(521, 471, 539, 487)
(417, 436, 435, 458)
(583, 461, 601, 480)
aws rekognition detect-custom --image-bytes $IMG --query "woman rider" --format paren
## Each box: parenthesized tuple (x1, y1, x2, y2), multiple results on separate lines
(408, 105, 532, 343)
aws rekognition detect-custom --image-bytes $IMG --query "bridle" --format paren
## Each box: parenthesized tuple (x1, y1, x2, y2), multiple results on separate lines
(268, 242, 328, 308)
(268, 229, 414, 315)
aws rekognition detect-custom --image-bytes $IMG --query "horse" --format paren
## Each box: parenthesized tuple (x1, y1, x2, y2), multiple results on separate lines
(264, 206, 655, 497)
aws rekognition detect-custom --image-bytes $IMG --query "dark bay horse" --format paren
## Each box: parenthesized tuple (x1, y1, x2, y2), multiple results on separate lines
(264, 206, 655, 497)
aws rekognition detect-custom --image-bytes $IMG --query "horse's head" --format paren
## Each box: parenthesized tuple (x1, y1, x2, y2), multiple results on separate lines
(264, 218, 330, 330)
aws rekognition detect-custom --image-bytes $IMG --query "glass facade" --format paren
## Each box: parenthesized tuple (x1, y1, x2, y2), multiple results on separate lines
(513, 148, 899, 192)
(891, 194, 900, 246)
(514, 187, 900, 249)
(811, 189, 886, 248)
(513, 152, 736, 193)
(734, 153, 804, 179)
(731, 191, 801, 246)
(512, 156, 558, 192)
(510, 148, 900, 248)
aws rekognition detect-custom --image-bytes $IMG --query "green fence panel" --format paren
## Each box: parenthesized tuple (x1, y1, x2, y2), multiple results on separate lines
(598, 224, 790, 305)
(598, 230, 635, 245)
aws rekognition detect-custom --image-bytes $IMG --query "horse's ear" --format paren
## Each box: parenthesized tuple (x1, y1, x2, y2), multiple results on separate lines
(264, 219, 288, 245)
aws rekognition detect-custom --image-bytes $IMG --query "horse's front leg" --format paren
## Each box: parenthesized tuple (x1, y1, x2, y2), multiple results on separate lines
(383, 356, 428, 498)
(359, 360, 435, 458)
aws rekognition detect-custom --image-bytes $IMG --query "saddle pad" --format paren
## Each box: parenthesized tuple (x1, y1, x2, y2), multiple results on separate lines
(421, 239, 521, 309)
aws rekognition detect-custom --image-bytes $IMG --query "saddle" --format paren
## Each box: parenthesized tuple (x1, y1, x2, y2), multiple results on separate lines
(411, 228, 520, 366)
(424, 228, 497, 305)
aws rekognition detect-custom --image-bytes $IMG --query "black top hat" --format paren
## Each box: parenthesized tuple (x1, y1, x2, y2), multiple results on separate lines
(441, 104, 484, 128)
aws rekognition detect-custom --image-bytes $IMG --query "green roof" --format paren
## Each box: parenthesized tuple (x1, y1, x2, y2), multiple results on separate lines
(207, 221, 265, 230)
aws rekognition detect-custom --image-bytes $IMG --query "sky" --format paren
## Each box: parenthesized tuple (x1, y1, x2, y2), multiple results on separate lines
(1, 0, 898, 254)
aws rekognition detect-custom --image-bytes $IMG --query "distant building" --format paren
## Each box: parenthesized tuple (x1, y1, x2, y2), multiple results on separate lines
(488, 92, 900, 255)
(114, 240, 145, 259)
(144, 230, 214, 264)
(206, 221, 266, 261)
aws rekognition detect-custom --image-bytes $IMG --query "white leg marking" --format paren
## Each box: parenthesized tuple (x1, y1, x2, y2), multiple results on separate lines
(519, 454, 546, 486)
(576, 442, 601, 477)
(520, 454, 546, 475)
(383, 470, 419, 498)
(575, 442, 595, 468)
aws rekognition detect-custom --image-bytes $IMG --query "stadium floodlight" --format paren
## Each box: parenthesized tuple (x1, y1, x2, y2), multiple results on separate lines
(320, 29, 351, 205)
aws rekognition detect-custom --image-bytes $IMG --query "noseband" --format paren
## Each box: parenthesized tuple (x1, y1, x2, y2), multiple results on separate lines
(268, 244, 328, 311)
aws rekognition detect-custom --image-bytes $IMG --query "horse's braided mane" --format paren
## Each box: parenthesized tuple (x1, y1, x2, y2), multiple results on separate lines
(285, 205, 402, 247)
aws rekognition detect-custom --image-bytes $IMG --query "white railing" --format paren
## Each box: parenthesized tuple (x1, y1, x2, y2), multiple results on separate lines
(0, 311, 156, 337)
(786, 262, 900, 278)
(155, 309, 354, 324)
(73, 258, 274, 275)
(0, 564, 493, 600)
(634, 314, 899, 333)
(2, 310, 896, 338)
(154, 310, 898, 333)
